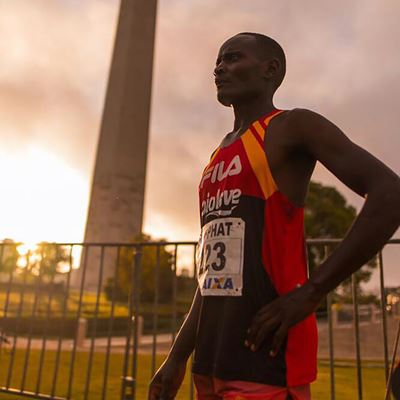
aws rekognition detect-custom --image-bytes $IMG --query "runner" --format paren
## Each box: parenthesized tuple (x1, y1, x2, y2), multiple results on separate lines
(148, 32, 400, 400)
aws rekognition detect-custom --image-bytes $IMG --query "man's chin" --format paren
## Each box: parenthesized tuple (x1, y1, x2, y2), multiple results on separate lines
(217, 93, 233, 107)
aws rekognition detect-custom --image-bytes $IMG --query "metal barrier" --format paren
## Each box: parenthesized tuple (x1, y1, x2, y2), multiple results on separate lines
(0, 239, 398, 399)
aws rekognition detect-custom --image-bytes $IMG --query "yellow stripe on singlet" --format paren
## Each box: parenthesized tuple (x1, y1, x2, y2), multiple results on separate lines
(241, 110, 286, 198)
(264, 110, 285, 128)
(209, 148, 220, 164)
(201, 148, 220, 177)
(254, 110, 285, 141)
(241, 128, 277, 199)
(253, 120, 266, 140)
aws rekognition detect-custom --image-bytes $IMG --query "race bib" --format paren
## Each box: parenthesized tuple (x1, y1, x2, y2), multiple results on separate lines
(196, 217, 245, 296)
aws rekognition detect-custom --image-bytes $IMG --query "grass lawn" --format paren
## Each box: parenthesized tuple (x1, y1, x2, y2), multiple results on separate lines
(0, 289, 192, 320)
(0, 350, 388, 399)
(0, 290, 130, 318)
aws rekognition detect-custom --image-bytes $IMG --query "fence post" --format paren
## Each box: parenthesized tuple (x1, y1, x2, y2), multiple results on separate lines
(132, 315, 143, 346)
(76, 318, 87, 348)
(352, 274, 363, 400)
(331, 304, 339, 328)
(121, 246, 143, 400)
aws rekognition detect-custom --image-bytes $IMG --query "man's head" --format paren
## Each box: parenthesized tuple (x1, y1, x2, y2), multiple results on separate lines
(214, 33, 286, 107)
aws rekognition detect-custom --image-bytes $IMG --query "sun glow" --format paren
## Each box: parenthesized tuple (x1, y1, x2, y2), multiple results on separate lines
(0, 146, 89, 244)
(16, 243, 38, 256)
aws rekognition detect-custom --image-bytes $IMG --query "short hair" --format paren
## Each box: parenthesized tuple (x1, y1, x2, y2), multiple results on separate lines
(237, 32, 286, 90)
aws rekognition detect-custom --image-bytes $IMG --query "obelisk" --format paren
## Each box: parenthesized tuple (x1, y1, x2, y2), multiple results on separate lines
(81, 0, 158, 287)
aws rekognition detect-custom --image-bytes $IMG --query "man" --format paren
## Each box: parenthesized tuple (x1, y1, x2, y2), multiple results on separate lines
(148, 32, 400, 399)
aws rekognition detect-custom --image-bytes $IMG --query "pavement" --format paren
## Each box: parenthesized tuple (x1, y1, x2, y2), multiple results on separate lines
(1, 333, 174, 354)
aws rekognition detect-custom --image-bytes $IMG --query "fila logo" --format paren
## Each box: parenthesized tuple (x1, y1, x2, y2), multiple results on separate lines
(200, 155, 242, 189)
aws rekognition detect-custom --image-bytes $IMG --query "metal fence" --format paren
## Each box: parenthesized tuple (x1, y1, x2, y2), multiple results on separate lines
(0, 239, 399, 399)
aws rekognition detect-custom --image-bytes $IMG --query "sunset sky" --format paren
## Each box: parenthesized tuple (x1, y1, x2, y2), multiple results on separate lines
(0, 0, 399, 288)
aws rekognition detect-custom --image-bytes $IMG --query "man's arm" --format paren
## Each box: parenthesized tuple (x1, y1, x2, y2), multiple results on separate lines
(296, 109, 400, 292)
(148, 288, 201, 400)
(166, 287, 201, 361)
(246, 109, 400, 355)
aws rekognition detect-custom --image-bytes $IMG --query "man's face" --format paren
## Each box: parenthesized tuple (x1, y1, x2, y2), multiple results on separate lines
(214, 35, 267, 107)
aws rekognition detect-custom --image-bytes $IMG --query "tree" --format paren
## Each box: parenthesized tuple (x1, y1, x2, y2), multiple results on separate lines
(31, 243, 71, 279)
(305, 181, 357, 271)
(305, 181, 376, 302)
(0, 239, 19, 274)
(0, 240, 71, 279)
(104, 234, 175, 304)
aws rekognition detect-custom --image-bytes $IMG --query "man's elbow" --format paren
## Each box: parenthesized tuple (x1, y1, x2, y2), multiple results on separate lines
(379, 175, 400, 223)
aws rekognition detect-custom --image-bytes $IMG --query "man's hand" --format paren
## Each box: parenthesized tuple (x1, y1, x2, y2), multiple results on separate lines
(148, 357, 187, 400)
(245, 283, 322, 356)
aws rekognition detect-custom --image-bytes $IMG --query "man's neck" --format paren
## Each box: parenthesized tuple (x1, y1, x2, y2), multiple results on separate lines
(232, 96, 276, 134)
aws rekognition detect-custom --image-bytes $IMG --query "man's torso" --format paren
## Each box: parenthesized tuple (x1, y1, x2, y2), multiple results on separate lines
(192, 110, 318, 387)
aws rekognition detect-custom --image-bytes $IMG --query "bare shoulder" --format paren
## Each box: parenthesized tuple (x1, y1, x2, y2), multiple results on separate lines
(268, 108, 330, 152)
(272, 108, 320, 135)
(282, 107, 353, 151)
(283, 108, 400, 196)
(284, 108, 333, 134)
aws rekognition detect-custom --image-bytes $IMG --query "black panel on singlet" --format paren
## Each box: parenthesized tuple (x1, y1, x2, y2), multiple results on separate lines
(192, 195, 287, 386)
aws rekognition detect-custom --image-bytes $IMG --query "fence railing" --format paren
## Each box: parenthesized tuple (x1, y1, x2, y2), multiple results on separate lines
(0, 238, 398, 399)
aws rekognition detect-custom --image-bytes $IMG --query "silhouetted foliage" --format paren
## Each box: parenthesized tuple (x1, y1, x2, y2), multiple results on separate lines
(104, 234, 177, 304)
(0, 240, 71, 279)
(32, 242, 71, 278)
(305, 181, 357, 271)
(305, 181, 377, 304)
(0, 239, 19, 274)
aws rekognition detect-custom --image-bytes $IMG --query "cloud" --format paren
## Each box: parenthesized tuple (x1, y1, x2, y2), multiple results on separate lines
(0, 0, 119, 169)
(0, 0, 399, 250)
(145, 0, 400, 240)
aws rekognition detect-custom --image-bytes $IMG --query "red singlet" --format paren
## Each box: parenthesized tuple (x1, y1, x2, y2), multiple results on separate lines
(192, 110, 318, 388)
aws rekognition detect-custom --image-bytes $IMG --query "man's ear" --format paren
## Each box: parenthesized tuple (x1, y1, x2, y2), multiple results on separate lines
(263, 58, 280, 80)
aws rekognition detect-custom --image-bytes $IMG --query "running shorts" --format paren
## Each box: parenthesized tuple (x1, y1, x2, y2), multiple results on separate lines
(193, 374, 311, 400)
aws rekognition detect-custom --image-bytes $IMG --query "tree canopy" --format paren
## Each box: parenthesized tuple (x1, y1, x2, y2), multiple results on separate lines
(305, 181, 376, 301)
(0, 240, 71, 279)
(104, 234, 177, 303)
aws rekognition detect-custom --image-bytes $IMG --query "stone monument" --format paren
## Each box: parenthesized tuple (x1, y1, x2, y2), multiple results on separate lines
(77, 0, 158, 288)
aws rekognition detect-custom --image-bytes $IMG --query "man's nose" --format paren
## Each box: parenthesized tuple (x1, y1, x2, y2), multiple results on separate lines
(213, 62, 225, 77)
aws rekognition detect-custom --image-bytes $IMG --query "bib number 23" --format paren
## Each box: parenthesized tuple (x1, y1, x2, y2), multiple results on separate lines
(196, 218, 245, 296)
(199, 242, 226, 274)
